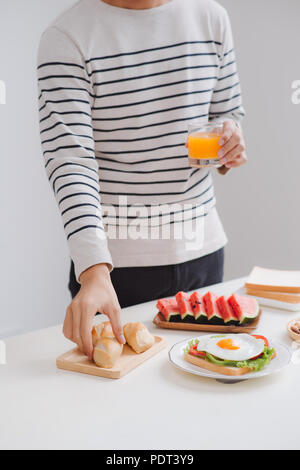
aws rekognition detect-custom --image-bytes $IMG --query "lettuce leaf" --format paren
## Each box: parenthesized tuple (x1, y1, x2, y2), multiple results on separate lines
(205, 353, 239, 368)
(205, 346, 275, 372)
(184, 338, 199, 354)
(235, 346, 275, 372)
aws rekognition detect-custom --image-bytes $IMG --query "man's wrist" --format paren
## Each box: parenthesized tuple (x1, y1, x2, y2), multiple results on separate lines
(79, 263, 110, 284)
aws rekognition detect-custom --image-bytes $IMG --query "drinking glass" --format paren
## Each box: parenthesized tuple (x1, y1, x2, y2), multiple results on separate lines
(187, 122, 223, 168)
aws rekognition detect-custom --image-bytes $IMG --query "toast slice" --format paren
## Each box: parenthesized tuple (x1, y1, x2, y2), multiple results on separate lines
(246, 287, 300, 304)
(184, 350, 276, 377)
(246, 266, 300, 294)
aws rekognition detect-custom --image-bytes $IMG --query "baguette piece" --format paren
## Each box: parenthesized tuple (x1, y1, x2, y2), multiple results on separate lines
(123, 322, 155, 354)
(93, 337, 123, 369)
(92, 321, 114, 346)
(184, 350, 276, 377)
(92, 321, 123, 368)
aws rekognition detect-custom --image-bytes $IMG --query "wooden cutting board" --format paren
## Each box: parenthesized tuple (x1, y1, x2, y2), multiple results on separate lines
(56, 335, 167, 379)
(153, 310, 261, 333)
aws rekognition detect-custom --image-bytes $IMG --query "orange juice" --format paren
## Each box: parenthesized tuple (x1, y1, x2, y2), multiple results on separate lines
(187, 121, 223, 168)
(188, 132, 221, 160)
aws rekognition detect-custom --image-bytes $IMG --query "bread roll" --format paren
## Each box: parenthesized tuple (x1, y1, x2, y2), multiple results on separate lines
(92, 321, 114, 346)
(93, 337, 123, 368)
(123, 322, 155, 354)
(92, 321, 123, 368)
(92, 323, 104, 346)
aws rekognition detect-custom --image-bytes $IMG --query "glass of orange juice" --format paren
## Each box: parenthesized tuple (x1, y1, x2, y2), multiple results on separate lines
(187, 122, 223, 168)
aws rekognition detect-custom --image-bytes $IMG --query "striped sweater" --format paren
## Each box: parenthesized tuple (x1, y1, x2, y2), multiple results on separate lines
(37, 0, 245, 281)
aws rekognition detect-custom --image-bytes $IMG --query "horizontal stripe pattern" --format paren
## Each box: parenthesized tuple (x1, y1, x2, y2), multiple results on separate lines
(38, 7, 244, 271)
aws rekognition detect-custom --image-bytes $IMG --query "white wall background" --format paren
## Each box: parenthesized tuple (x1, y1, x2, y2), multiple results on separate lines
(0, 0, 299, 337)
(0, 0, 75, 337)
(216, 0, 300, 280)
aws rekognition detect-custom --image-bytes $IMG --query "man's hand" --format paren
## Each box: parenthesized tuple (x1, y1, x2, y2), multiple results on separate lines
(218, 120, 247, 168)
(63, 264, 125, 359)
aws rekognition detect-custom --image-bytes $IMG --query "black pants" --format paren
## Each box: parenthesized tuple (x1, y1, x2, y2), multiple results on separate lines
(68, 248, 224, 308)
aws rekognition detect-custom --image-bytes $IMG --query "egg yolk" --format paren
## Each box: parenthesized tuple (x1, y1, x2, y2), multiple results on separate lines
(217, 338, 240, 350)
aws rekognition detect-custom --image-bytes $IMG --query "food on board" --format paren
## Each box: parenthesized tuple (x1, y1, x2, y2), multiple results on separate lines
(156, 292, 259, 327)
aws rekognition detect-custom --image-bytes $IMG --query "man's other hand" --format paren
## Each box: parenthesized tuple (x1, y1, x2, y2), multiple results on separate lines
(218, 120, 247, 168)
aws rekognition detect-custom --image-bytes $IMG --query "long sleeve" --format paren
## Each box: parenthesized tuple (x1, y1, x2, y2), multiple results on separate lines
(37, 26, 113, 281)
(209, 9, 245, 125)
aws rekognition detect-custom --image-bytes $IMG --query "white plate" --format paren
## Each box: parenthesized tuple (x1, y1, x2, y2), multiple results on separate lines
(168, 336, 291, 383)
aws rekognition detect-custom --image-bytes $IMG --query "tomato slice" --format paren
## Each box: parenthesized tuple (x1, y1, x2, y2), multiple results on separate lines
(189, 344, 206, 358)
(250, 353, 263, 360)
(250, 335, 269, 360)
(251, 335, 269, 347)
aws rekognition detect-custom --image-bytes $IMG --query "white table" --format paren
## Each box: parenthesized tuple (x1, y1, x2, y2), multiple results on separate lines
(1, 277, 299, 450)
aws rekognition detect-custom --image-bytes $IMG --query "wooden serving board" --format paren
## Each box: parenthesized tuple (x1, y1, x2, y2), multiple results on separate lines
(56, 335, 167, 379)
(153, 310, 261, 333)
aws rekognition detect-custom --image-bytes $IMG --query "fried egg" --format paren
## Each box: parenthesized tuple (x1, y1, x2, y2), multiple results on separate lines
(196, 334, 265, 361)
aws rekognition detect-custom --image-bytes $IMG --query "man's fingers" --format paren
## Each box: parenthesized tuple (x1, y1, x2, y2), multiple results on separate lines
(218, 132, 241, 159)
(220, 143, 244, 164)
(107, 305, 125, 344)
(63, 305, 73, 340)
(218, 120, 235, 146)
(71, 301, 84, 352)
(225, 152, 248, 168)
(217, 120, 247, 167)
(80, 304, 95, 360)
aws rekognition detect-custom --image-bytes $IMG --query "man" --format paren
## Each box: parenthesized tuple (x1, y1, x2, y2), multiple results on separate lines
(37, 0, 247, 359)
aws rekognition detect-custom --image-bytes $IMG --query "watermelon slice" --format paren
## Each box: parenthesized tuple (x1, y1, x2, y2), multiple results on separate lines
(228, 294, 259, 325)
(175, 291, 195, 323)
(189, 292, 207, 323)
(156, 298, 181, 322)
(216, 296, 239, 325)
(202, 292, 223, 324)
